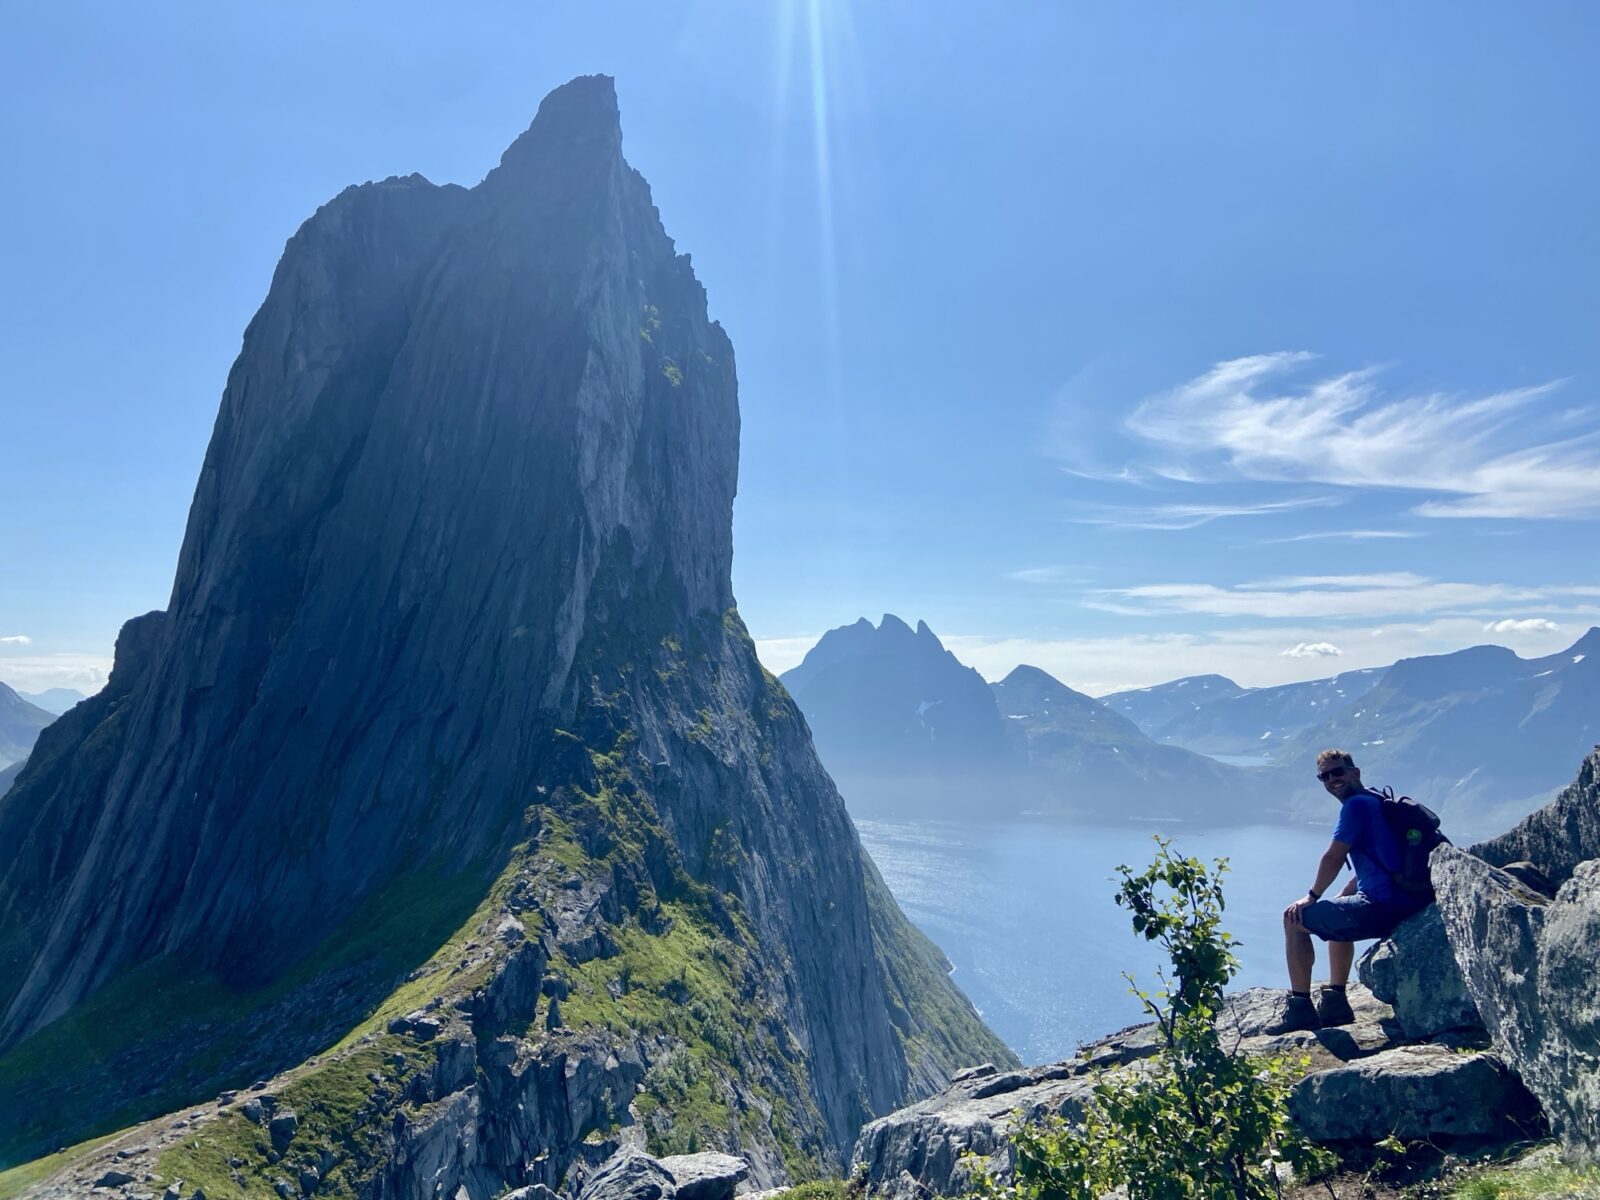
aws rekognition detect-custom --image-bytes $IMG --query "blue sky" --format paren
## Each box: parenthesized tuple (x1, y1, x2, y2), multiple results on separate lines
(2, 2, 1598, 696)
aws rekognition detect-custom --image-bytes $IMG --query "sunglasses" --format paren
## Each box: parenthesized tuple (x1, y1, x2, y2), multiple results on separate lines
(1316, 766, 1351, 782)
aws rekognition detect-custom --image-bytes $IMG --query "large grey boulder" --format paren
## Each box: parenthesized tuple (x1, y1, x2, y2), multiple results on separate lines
(851, 1064, 1098, 1200)
(1435, 844, 1600, 1157)
(1357, 903, 1482, 1039)
(657, 1153, 749, 1200)
(576, 1148, 675, 1200)
(1288, 1045, 1539, 1143)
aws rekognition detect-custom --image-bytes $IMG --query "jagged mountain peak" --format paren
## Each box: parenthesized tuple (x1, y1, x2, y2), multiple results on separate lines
(998, 663, 1069, 691)
(491, 74, 622, 180)
(878, 612, 915, 636)
(0, 78, 1009, 1183)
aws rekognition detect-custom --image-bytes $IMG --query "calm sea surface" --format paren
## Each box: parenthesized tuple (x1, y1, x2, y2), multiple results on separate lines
(856, 817, 1334, 1065)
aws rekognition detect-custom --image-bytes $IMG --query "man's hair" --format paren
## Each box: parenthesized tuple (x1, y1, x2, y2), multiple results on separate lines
(1316, 748, 1356, 771)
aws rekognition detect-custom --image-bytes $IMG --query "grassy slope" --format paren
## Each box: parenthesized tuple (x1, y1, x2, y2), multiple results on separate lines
(0, 864, 489, 1169)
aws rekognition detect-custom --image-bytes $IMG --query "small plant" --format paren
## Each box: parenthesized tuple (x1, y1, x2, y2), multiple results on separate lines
(972, 839, 1334, 1200)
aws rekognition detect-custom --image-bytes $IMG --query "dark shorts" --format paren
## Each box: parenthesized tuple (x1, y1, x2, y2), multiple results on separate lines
(1301, 893, 1426, 942)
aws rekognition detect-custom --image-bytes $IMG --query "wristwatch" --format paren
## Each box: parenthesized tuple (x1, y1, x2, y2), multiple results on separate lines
(1307, 887, 1322, 900)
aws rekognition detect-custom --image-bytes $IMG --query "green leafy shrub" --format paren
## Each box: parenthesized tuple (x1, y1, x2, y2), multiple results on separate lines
(973, 840, 1334, 1200)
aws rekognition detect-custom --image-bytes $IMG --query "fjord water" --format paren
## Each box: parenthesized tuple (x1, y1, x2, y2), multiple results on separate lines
(858, 817, 1335, 1064)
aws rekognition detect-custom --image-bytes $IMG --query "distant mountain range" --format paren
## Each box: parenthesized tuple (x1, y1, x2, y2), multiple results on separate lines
(782, 620, 1599, 840)
(16, 687, 86, 716)
(781, 616, 1275, 823)
(1103, 668, 1384, 758)
(1275, 630, 1600, 837)
(1102, 629, 1600, 840)
(990, 664, 1275, 822)
(0, 682, 55, 769)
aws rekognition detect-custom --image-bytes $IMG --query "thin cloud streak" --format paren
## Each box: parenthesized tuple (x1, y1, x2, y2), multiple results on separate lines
(1086, 573, 1582, 620)
(1070, 494, 1342, 531)
(1254, 529, 1419, 545)
(1124, 354, 1600, 519)
(1006, 566, 1090, 585)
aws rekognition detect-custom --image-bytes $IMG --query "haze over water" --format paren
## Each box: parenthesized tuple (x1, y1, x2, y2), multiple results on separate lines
(858, 817, 1334, 1065)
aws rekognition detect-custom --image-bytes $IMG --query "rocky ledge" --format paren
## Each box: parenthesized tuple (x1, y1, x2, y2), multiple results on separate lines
(849, 985, 1534, 1200)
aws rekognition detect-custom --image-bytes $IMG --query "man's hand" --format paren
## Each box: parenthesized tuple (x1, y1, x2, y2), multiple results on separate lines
(1283, 894, 1316, 931)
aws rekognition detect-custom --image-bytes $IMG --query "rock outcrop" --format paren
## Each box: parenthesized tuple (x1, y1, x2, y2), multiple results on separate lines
(1357, 904, 1481, 1040)
(1472, 748, 1600, 887)
(1434, 841, 1600, 1157)
(849, 986, 1533, 1200)
(1287, 1044, 1537, 1143)
(0, 75, 1011, 1193)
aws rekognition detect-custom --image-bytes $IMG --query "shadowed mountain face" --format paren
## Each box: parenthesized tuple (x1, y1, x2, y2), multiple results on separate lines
(0, 682, 54, 769)
(781, 616, 1021, 817)
(0, 77, 1010, 1181)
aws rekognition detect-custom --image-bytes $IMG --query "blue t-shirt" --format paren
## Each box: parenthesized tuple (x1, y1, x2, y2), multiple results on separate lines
(1332, 790, 1403, 905)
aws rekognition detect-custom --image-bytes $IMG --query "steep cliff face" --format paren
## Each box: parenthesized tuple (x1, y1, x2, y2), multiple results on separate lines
(0, 75, 1011, 1186)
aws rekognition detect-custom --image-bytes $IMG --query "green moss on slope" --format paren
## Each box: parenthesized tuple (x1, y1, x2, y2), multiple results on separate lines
(153, 1037, 436, 1200)
(0, 864, 487, 1168)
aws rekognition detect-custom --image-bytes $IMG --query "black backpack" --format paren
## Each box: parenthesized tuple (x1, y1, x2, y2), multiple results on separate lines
(1373, 785, 1450, 898)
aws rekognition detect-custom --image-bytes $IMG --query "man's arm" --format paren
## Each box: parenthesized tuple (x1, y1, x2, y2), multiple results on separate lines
(1284, 839, 1351, 927)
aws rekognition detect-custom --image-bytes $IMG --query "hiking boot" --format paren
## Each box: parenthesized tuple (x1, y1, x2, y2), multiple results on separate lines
(1316, 986, 1355, 1027)
(1263, 994, 1320, 1035)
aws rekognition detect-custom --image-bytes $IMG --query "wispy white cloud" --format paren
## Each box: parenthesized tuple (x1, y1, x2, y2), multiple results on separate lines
(1239, 572, 1428, 590)
(1281, 642, 1342, 658)
(1006, 566, 1090, 585)
(1255, 529, 1419, 545)
(1483, 618, 1559, 634)
(1086, 573, 1566, 620)
(1122, 353, 1600, 519)
(1070, 495, 1342, 531)
(0, 635, 31, 646)
(0, 653, 109, 694)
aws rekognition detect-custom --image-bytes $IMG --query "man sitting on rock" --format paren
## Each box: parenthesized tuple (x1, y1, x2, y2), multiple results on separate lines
(1267, 749, 1431, 1034)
